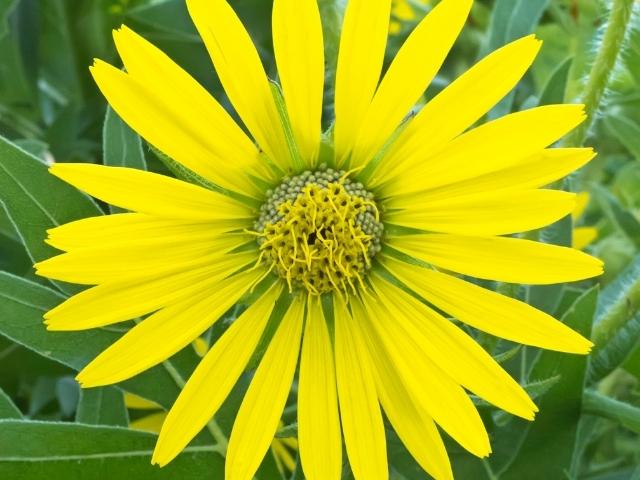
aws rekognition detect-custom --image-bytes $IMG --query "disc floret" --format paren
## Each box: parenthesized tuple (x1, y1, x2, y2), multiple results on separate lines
(253, 167, 383, 295)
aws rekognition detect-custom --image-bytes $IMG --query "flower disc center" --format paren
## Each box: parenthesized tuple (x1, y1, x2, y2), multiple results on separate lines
(254, 167, 383, 295)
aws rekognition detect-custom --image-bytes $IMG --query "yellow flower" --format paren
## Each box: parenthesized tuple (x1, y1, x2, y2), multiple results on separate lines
(573, 191, 598, 249)
(35, 0, 603, 479)
(390, 0, 431, 34)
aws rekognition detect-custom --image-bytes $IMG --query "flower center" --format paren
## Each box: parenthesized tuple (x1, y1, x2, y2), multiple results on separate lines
(254, 167, 383, 295)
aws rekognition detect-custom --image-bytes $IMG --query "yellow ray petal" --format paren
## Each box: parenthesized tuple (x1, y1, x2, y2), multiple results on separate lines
(152, 283, 282, 467)
(370, 35, 542, 185)
(386, 189, 576, 236)
(186, 0, 290, 170)
(111, 26, 272, 185)
(356, 294, 491, 458)
(389, 233, 603, 284)
(350, 0, 471, 168)
(226, 295, 305, 480)
(46, 213, 243, 253)
(76, 268, 265, 387)
(44, 254, 256, 331)
(351, 297, 454, 479)
(386, 148, 595, 205)
(36, 235, 249, 285)
(124, 392, 160, 410)
(333, 0, 391, 166)
(573, 192, 591, 220)
(272, 0, 324, 165)
(574, 226, 598, 250)
(383, 104, 586, 196)
(90, 60, 262, 197)
(49, 163, 252, 221)
(298, 296, 341, 480)
(382, 256, 593, 354)
(371, 274, 537, 420)
(333, 295, 387, 480)
(130, 412, 167, 434)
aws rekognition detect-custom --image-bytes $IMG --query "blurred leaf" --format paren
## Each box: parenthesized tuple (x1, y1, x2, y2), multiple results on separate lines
(0, 420, 223, 479)
(76, 387, 128, 427)
(0, 386, 21, 419)
(0, 134, 102, 295)
(497, 286, 598, 478)
(605, 113, 640, 161)
(0, 0, 18, 39)
(538, 56, 572, 106)
(582, 390, 640, 434)
(589, 312, 640, 383)
(103, 106, 146, 213)
(28, 377, 57, 417)
(592, 183, 640, 248)
(55, 376, 79, 418)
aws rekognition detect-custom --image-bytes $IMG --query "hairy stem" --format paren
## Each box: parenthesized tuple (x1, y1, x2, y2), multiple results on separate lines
(565, 0, 634, 146)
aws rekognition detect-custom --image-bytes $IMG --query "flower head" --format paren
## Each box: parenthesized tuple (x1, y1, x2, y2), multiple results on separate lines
(35, 0, 603, 479)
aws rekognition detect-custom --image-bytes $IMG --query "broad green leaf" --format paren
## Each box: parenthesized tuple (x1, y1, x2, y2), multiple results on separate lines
(76, 387, 128, 427)
(0, 387, 21, 419)
(605, 113, 640, 160)
(538, 57, 572, 106)
(582, 390, 640, 434)
(591, 184, 640, 248)
(0, 271, 201, 413)
(55, 376, 79, 418)
(495, 286, 598, 478)
(589, 313, 640, 383)
(0, 0, 18, 39)
(0, 420, 223, 479)
(0, 134, 102, 294)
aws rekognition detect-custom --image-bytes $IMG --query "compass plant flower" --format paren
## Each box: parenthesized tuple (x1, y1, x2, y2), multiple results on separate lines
(35, 0, 603, 479)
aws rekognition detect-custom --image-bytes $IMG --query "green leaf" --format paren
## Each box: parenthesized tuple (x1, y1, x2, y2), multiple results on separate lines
(582, 390, 640, 434)
(55, 376, 79, 418)
(605, 112, 640, 161)
(495, 286, 598, 478)
(0, 420, 223, 479)
(592, 254, 640, 348)
(591, 183, 640, 248)
(589, 312, 640, 383)
(76, 387, 128, 427)
(0, 387, 21, 419)
(0, 272, 202, 413)
(0, 134, 102, 294)
(538, 57, 572, 106)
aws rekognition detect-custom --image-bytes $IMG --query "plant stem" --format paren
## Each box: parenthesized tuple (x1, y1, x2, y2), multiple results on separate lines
(564, 0, 634, 147)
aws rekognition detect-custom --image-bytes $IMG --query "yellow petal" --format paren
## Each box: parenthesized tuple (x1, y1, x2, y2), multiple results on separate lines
(573, 191, 591, 220)
(124, 392, 160, 410)
(333, 295, 387, 480)
(333, 0, 391, 166)
(356, 294, 491, 458)
(388, 148, 595, 205)
(351, 0, 471, 168)
(351, 297, 454, 479)
(371, 274, 538, 420)
(389, 233, 603, 284)
(186, 0, 290, 170)
(152, 283, 282, 467)
(46, 213, 243, 253)
(371, 35, 542, 185)
(298, 296, 341, 480)
(386, 189, 576, 236)
(273, 0, 324, 165)
(90, 60, 262, 196)
(43, 254, 255, 331)
(76, 268, 265, 387)
(382, 104, 586, 196)
(130, 412, 167, 434)
(382, 256, 593, 354)
(573, 226, 598, 250)
(49, 163, 252, 221)
(36, 234, 248, 285)
(226, 295, 305, 480)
